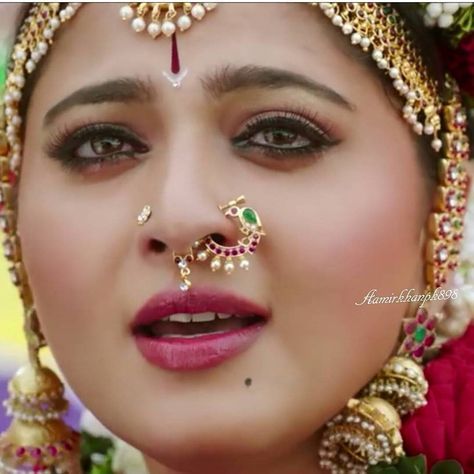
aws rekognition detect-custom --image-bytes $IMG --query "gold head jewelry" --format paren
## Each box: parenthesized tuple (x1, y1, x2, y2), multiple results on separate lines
(119, 3, 217, 38)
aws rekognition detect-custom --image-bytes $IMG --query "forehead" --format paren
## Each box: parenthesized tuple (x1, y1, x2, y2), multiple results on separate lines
(31, 3, 360, 97)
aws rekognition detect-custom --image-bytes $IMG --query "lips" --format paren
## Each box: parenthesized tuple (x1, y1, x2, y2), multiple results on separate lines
(131, 286, 270, 329)
(131, 287, 270, 371)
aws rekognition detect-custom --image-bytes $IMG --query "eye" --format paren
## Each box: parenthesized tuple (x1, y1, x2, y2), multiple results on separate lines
(231, 110, 339, 164)
(45, 123, 150, 173)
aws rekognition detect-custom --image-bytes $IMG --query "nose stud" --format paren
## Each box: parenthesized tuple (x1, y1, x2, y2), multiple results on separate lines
(137, 205, 152, 225)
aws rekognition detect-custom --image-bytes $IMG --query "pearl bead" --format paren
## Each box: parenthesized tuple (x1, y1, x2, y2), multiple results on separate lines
(31, 51, 41, 62)
(38, 42, 49, 54)
(14, 50, 26, 61)
(431, 138, 443, 151)
(239, 259, 250, 270)
(191, 4, 206, 20)
(224, 261, 235, 274)
(413, 123, 423, 135)
(427, 3, 443, 18)
(25, 60, 35, 73)
(43, 28, 53, 39)
(120, 5, 134, 20)
(437, 13, 454, 28)
(14, 75, 25, 88)
(332, 14, 343, 26)
(372, 49, 383, 61)
(12, 90, 21, 101)
(147, 22, 161, 38)
(402, 105, 413, 115)
(393, 79, 404, 90)
(406, 90, 417, 100)
(65, 5, 74, 16)
(210, 258, 221, 271)
(389, 67, 400, 79)
(377, 59, 388, 69)
(50, 17, 60, 29)
(324, 8, 335, 18)
(360, 37, 371, 49)
(204, 3, 217, 10)
(161, 21, 176, 37)
(197, 251, 208, 261)
(342, 23, 353, 35)
(424, 124, 434, 135)
(132, 17, 146, 32)
(351, 32, 361, 44)
(177, 15, 192, 31)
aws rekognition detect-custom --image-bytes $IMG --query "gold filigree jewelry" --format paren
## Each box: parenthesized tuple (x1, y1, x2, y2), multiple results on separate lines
(319, 397, 404, 472)
(119, 3, 217, 38)
(192, 195, 266, 275)
(137, 204, 152, 225)
(361, 356, 428, 416)
(314, 3, 471, 291)
(173, 248, 195, 292)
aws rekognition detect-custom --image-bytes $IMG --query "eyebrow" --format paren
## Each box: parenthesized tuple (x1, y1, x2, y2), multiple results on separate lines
(43, 64, 355, 127)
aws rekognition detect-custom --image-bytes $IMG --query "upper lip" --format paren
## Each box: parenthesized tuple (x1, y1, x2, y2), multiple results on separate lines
(131, 286, 271, 330)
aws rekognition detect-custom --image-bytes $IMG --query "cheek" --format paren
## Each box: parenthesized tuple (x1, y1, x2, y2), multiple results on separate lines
(261, 140, 425, 394)
(16, 161, 132, 353)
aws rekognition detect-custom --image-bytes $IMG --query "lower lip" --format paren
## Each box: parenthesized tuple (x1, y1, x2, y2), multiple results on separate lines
(134, 321, 266, 371)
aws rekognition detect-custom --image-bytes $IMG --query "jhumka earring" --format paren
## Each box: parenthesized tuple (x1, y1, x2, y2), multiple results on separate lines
(172, 195, 266, 292)
(315, 4, 470, 473)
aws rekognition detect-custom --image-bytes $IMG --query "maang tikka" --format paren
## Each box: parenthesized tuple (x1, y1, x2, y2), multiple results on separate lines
(173, 195, 266, 292)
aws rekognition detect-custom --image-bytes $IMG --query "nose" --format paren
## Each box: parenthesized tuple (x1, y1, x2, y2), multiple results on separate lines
(139, 159, 242, 258)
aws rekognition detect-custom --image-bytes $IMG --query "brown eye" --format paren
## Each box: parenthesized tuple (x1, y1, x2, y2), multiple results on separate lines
(260, 129, 309, 148)
(91, 137, 124, 155)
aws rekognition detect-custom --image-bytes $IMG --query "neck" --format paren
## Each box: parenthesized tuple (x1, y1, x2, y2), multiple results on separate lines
(144, 433, 325, 474)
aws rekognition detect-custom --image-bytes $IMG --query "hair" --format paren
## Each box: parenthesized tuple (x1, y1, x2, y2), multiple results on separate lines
(9, 3, 473, 191)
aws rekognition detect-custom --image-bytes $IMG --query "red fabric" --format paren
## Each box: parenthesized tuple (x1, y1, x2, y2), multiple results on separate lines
(440, 32, 474, 98)
(401, 323, 474, 472)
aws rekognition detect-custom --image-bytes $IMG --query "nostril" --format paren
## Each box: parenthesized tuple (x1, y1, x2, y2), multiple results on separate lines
(209, 233, 226, 245)
(149, 239, 167, 253)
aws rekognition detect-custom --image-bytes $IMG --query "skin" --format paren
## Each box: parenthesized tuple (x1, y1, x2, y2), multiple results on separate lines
(16, 4, 441, 473)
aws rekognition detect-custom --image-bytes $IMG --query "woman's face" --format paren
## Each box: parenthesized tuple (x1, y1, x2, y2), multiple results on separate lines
(18, 4, 429, 473)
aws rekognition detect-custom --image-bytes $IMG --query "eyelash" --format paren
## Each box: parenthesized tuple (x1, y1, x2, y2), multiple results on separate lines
(45, 108, 339, 173)
(231, 108, 338, 160)
(45, 122, 150, 173)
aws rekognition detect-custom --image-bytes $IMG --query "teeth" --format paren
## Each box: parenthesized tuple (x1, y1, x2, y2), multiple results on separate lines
(191, 312, 217, 323)
(168, 313, 192, 323)
(160, 313, 255, 323)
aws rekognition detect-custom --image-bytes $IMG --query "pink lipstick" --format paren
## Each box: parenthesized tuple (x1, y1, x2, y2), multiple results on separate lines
(131, 287, 270, 371)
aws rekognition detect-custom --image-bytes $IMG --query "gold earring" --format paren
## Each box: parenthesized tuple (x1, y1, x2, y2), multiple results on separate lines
(0, 306, 82, 473)
(137, 204, 152, 225)
(318, 304, 430, 472)
(192, 195, 266, 275)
